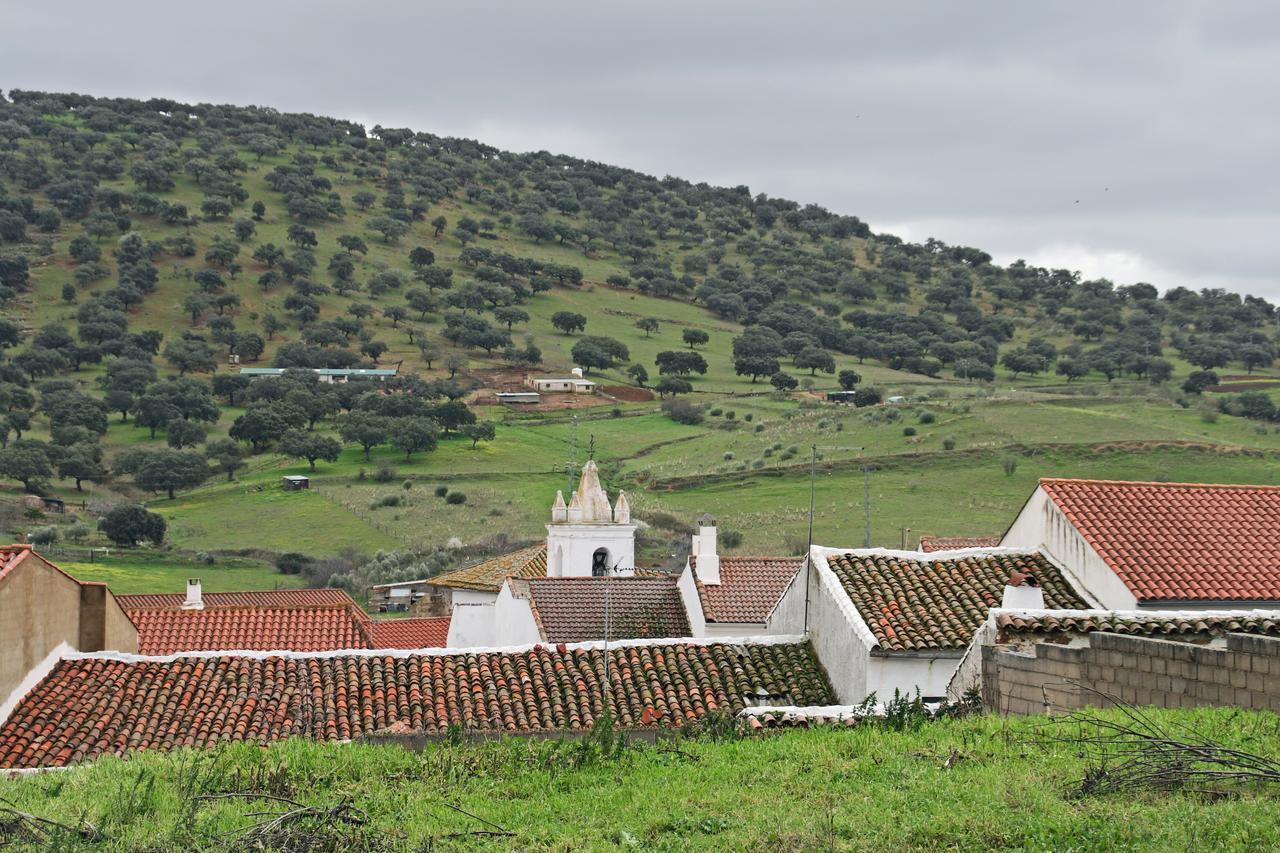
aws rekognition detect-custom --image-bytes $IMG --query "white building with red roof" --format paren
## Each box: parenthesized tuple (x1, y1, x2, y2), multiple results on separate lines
(1002, 479, 1280, 610)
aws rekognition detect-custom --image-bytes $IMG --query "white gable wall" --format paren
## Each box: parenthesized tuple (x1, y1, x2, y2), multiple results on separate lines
(1002, 486, 1137, 610)
(676, 564, 707, 637)
(492, 582, 542, 646)
(767, 549, 873, 703)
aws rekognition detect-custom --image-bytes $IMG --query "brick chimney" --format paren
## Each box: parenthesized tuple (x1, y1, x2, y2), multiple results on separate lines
(691, 514, 720, 585)
(1001, 570, 1044, 610)
(183, 578, 204, 610)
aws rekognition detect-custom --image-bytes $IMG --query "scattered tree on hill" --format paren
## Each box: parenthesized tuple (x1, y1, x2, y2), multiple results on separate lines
(571, 336, 628, 374)
(101, 504, 166, 547)
(837, 369, 861, 390)
(163, 339, 217, 375)
(655, 377, 693, 397)
(391, 417, 439, 460)
(461, 421, 496, 449)
(0, 441, 52, 491)
(1182, 370, 1219, 395)
(655, 350, 708, 376)
(132, 448, 209, 499)
(340, 412, 390, 460)
(635, 318, 660, 337)
(205, 438, 246, 481)
(165, 418, 206, 449)
(682, 328, 709, 349)
(626, 364, 649, 387)
(280, 429, 343, 471)
(56, 443, 104, 490)
(795, 346, 835, 376)
(551, 311, 587, 335)
(770, 371, 798, 391)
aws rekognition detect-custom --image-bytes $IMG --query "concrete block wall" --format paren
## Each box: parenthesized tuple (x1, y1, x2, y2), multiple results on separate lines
(983, 632, 1280, 715)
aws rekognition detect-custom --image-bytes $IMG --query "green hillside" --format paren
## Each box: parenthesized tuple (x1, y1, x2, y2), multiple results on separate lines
(1, 89, 1278, 592)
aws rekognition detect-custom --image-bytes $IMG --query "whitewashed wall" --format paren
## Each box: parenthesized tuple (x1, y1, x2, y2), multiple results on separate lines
(767, 549, 874, 703)
(868, 653, 962, 701)
(675, 565, 707, 637)
(1002, 487, 1136, 609)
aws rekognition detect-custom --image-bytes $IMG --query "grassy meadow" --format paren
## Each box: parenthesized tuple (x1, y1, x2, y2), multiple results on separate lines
(1, 708, 1277, 850)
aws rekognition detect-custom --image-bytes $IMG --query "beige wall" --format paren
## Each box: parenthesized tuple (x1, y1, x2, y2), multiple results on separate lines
(0, 551, 137, 706)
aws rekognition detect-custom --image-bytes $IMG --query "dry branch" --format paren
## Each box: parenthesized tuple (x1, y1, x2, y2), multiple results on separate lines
(1027, 682, 1280, 797)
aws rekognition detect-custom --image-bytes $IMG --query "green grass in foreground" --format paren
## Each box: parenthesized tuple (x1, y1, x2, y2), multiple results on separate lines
(2, 709, 1278, 850)
(52, 550, 300, 595)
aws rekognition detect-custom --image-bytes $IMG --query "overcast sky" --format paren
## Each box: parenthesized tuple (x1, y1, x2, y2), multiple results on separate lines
(5, 2, 1278, 298)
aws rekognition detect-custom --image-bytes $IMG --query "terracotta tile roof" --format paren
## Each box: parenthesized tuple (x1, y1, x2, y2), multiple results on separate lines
(0, 641, 831, 768)
(691, 556, 800, 623)
(826, 552, 1088, 651)
(918, 536, 1002, 552)
(367, 617, 451, 648)
(0, 544, 34, 582)
(1039, 478, 1280, 602)
(428, 544, 547, 593)
(119, 589, 455, 654)
(125, 606, 373, 655)
(995, 611, 1280, 640)
(525, 577, 690, 643)
(115, 588, 355, 609)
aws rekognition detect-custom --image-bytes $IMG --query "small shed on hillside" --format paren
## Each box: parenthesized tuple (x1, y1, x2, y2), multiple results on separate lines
(282, 475, 310, 491)
(497, 391, 541, 404)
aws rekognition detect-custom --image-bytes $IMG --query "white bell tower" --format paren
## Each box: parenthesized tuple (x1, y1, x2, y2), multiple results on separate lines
(546, 460, 636, 577)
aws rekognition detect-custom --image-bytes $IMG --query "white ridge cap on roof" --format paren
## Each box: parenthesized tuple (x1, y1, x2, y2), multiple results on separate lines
(811, 544, 1033, 562)
(987, 606, 1280, 625)
(60, 633, 811, 664)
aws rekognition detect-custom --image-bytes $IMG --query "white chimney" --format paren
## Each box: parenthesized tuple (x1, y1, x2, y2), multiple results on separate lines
(183, 578, 204, 610)
(693, 517, 720, 585)
(1001, 578, 1044, 610)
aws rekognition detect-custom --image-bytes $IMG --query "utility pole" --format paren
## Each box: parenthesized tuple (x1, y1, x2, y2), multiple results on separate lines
(803, 445, 816, 634)
(566, 415, 578, 494)
(862, 466, 872, 548)
(601, 556, 626, 720)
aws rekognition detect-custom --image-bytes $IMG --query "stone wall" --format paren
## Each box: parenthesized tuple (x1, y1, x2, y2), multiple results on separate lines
(983, 632, 1280, 715)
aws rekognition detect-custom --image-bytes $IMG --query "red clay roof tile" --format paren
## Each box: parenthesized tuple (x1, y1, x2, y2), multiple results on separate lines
(526, 577, 690, 643)
(918, 536, 1002, 552)
(691, 556, 800, 623)
(367, 617, 451, 648)
(827, 552, 1087, 651)
(1039, 479, 1280, 602)
(0, 641, 831, 768)
(125, 606, 372, 654)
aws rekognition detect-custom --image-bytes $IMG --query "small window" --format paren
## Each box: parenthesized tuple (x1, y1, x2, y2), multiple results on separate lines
(592, 548, 610, 577)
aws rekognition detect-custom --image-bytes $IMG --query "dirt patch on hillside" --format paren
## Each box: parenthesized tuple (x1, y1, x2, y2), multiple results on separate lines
(470, 389, 612, 412)
(601, 385, 654, 402)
